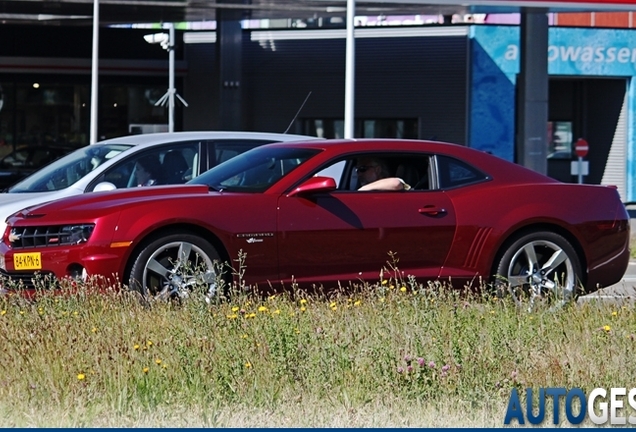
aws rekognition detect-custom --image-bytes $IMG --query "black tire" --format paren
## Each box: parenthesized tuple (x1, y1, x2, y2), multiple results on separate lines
(494, 231, 582, 310)
(128, 232, 223, 301)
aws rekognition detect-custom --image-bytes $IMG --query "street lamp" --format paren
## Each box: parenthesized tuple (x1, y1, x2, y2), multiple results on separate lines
(144, 23, 188, 133)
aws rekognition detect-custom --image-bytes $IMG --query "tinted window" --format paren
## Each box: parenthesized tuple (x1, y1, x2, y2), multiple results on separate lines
(436, 155, 488, 189)
(312, 152, 431, 191)
(191, 146, 320, 193)
(91, 142, 200, 190)
(209, 139, 274, 169)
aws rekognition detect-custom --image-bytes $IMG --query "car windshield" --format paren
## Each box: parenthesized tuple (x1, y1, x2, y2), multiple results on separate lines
(190, 146, 320, 192)
(7, 144, 133, 193)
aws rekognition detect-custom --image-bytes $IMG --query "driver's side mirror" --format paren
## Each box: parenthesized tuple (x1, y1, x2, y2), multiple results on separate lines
(287, 176, 337, 197)
(93, 181, 117, 192)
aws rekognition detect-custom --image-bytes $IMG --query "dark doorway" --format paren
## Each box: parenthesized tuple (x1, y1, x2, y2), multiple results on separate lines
(547, 77, 626, 184)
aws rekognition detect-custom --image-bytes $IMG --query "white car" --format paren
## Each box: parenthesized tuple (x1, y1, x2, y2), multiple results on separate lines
(0, 131, 320, 236)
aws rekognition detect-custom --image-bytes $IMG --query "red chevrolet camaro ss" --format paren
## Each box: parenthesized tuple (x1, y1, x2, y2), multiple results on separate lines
(0, 139, 630, 303)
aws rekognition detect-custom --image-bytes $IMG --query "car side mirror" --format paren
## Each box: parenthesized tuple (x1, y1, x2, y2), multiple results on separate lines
(287, 176, 337, 197)
(93, 181, 117, 192)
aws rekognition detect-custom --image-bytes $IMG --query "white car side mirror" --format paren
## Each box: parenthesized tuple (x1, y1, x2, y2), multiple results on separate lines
(93, 182, 117, 192)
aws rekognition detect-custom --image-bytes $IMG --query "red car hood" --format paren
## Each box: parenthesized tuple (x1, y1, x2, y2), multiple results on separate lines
(14, 184, 212, 218)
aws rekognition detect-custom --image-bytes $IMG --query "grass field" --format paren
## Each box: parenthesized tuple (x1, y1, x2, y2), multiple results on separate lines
(0, 262, 634, 427)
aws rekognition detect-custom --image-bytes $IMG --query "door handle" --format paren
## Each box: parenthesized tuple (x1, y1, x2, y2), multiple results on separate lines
(418, 206, 447, 217)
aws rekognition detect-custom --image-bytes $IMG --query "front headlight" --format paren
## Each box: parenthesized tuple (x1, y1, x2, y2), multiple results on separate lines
(60, 225, 95, 245)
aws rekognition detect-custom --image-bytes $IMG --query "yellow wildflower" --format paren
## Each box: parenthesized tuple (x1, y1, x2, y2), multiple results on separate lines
(612, 311, 618, 317)
(603, 325, 611, 332)
(146, 340, 153, 347)
(300, 306, 306, 312)
(143, 367, 149, 374)
(134, 344, 140, 350)
(381, 280, 388, 285)
(0, 310, 5, 316)
(227, 314, 238, 319)
(272, 309, 281, 315)
(245, 362, 252, 368)
(299, 299, 308, 305)
(258, 306, 268, 313)
(231, 306, 239, 312)
(77, 373, 85, 381)
(400, 286, 407, 292)
(354, 300, 362, 306)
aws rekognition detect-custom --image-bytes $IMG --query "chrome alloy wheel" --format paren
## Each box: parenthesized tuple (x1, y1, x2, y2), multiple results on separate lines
(141, 240, 218, 301)
(498, 234, 580, 312)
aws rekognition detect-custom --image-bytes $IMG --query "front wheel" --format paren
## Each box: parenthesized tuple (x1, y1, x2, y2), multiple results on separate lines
(128, 233, 223, 302)
(494, 231, 583, 311)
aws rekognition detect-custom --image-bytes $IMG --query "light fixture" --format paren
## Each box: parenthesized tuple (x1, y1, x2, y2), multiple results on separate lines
(144, 24, 188, 133)
(32, 83, 40, 89)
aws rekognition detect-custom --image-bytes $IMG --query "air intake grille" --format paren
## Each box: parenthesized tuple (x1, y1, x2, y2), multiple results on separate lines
(9, 224, 95, 250)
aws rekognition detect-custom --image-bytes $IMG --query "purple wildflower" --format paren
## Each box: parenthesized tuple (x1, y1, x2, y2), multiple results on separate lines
(428, 361, 436, 368)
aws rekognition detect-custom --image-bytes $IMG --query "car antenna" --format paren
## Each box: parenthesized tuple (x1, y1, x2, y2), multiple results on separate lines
(283, 91, 312, 134)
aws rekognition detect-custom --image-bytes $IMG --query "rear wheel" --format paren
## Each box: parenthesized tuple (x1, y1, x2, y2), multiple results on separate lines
(128, 233, 223, 302)
(494, 231, 582, 311)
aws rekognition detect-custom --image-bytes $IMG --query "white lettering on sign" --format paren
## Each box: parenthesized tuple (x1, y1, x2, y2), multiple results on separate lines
(507, 44, 636, 64)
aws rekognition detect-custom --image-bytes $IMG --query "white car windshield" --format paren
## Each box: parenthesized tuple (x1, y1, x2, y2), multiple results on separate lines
(7, 144, 133, 193)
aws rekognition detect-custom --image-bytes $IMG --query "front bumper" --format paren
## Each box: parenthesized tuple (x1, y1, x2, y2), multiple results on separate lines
(0, 243, 129, 292)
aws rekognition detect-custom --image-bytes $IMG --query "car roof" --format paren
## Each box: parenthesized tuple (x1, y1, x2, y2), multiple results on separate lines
(97, 131, 322, 147)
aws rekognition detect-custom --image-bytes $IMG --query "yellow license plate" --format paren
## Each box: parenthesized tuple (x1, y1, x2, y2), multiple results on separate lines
(13, 252, 42, 270)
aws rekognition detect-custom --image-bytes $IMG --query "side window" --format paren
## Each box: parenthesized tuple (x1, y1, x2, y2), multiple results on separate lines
(314, 160, 347, 188)
(436, 155, 488, 189)
(90, 142, 200, 190)
(351, 153, 431, 191)
(313, 153, 431, 192)
(210, 140, 273, 171)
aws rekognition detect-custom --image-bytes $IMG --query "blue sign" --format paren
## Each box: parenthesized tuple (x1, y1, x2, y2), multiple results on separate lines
(471, 25, 636, 76)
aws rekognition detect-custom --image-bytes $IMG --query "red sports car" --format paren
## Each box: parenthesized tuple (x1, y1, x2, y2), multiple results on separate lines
(0, 139, 630, 304)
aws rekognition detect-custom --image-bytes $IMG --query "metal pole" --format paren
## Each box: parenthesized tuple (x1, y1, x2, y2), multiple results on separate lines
(168, 23, 175, 133)
(89, 0, 99, 144)
(577, 156, 583, 184)
(344, 0, 355, 139)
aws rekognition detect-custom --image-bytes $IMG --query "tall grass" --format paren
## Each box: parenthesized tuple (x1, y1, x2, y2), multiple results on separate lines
(0, 263, 634, 427)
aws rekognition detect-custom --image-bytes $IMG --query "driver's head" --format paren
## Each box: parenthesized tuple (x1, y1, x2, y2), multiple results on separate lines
(356, 157, 389, 186)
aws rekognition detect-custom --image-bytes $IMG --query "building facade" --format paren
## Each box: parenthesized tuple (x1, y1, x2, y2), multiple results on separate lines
(0, 21, 634, 201)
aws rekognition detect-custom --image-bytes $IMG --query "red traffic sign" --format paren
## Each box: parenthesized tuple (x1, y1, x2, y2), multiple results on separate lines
(574, 138, 589, 158)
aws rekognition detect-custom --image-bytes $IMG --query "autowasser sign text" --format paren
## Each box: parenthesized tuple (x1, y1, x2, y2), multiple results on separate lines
(504, 387, 636, 426)
(472, 26, 636, 76)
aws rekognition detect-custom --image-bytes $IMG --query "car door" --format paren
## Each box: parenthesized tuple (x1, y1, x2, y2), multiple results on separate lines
(276, 152, 457, 287)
